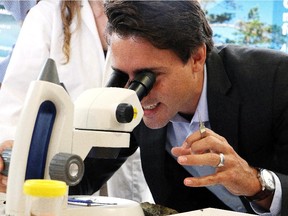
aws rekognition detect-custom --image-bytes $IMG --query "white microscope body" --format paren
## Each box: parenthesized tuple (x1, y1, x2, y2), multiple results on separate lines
(4, 58, 155, 216)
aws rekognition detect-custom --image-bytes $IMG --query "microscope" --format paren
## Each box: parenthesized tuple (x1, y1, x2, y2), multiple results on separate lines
(3, 58, 155, 215)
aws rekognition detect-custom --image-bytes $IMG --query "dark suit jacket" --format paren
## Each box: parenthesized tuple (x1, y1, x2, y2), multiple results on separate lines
(70, 45, 288, 215)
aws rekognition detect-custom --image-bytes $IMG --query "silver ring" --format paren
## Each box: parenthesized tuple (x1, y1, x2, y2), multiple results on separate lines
(216, 153, 225, 168)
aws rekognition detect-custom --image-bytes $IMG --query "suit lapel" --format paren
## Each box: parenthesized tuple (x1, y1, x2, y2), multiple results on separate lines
(206, 48, 241, 151)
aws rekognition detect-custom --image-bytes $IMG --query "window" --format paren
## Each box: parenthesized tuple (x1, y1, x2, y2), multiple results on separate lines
(0, 5, 21, 61)
(202, 0, 288, 53)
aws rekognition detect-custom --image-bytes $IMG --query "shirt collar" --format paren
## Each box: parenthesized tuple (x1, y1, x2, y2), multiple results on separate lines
(170, 65, 209, 124)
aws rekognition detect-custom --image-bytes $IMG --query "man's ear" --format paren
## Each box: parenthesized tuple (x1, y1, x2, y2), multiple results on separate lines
(191, 44, 206, 73)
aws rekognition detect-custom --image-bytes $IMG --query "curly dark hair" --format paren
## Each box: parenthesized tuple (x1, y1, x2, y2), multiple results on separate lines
(104, 0, 213, 64)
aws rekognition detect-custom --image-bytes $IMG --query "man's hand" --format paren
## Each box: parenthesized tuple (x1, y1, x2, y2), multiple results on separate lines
(171, 128, 272, 209)
(0, 140, 13, 193)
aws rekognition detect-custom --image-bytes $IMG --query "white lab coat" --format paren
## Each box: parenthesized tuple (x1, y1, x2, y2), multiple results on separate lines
(0, 0, 105, 141)
(0, 0, 153, 203)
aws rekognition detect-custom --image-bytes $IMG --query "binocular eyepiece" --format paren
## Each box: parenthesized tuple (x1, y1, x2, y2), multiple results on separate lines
(106, 70, 156, 125)
(106, 70, 156, 101)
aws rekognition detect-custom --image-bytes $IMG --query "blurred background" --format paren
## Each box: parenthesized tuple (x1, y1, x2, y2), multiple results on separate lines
(202, 0, 288, 51)
(0, 0, 288, 75)
(0, 4, 21, 62)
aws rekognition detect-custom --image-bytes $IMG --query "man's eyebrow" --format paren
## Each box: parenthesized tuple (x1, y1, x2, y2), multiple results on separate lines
(135, 68, 158, 74)
(111, 66, 161, 74)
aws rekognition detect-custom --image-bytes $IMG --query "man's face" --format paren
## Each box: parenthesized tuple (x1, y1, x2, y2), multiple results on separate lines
(110, 34, 204, 129)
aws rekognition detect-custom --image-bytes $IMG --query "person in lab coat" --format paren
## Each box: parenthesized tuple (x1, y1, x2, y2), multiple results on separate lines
(0, 0, 153, 203)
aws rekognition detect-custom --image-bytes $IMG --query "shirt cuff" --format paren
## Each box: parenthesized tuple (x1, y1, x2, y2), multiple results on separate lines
(250, 172, 281, 216)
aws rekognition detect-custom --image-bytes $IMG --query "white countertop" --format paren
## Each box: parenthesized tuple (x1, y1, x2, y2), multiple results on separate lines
(0, 193, 256, 216)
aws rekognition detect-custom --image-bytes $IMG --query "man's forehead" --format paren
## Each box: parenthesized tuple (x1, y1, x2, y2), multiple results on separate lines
(110, 36, 158, 72)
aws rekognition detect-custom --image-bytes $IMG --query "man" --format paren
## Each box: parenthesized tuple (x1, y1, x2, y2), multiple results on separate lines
(72, 1, 288, 215)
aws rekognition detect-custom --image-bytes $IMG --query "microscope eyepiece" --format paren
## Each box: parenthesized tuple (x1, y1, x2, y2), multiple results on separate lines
(128, 71, 156, 101)
(105, 71, 129, 88)
(106, 70, 156, 100)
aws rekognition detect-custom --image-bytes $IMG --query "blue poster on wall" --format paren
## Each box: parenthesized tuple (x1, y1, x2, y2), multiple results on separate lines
(202, 0, 288, 52)
(0, 6, 20, 60)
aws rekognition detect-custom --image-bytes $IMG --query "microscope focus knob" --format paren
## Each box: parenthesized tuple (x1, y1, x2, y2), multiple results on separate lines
(0, 148, 12, 176)
(49, 153, 84, 186)
(116, 103, 135, 123)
